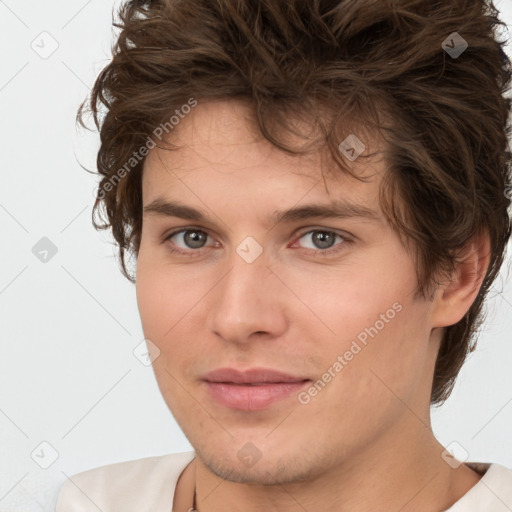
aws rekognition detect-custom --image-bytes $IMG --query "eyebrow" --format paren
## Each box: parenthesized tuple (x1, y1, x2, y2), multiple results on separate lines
(143, 198, 381, 226)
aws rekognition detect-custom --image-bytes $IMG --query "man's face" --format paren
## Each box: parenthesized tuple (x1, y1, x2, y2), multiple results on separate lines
(136, 99, 439, 484)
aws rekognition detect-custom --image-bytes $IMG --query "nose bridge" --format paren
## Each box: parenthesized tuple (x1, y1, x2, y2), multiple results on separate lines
(208, 238, 285, 341)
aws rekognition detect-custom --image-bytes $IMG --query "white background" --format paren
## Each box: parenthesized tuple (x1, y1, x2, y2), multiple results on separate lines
(1, 1, 511, 510)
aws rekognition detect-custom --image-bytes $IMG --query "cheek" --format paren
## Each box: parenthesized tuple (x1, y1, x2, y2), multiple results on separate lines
(136, 251, 176, 349)
(296, 302, 430, 440)
(286, 259, 429, 394)
(136, 271, 169, 339)
(135, 252, 214, 367)
(281, 258, 409, 343)
(136, 246, 191, 332)
(331, 299, 431, 416)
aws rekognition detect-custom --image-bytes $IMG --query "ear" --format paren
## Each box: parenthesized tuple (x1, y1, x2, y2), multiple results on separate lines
(430, 230, 491, 328)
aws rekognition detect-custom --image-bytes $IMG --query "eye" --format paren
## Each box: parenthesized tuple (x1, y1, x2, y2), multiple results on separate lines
(164, 228, 215, 254)
(291, 229, 350, 255)
(163, 227, 352, 257)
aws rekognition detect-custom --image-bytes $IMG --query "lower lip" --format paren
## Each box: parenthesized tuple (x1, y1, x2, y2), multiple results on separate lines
(205, 381, 310, 411)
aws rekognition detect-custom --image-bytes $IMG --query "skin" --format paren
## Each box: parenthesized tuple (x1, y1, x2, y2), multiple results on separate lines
(135, 99, 489, 511)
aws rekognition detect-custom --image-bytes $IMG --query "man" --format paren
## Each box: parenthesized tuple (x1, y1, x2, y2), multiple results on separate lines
(56, 0, 512, 510)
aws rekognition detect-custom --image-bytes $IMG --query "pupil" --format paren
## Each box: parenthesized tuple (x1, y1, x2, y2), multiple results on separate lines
(314, 231, 334, 249)
(185, 230, 206, 248)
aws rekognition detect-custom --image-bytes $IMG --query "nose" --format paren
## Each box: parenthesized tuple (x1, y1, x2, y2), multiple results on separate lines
(207, 244, 288, 346)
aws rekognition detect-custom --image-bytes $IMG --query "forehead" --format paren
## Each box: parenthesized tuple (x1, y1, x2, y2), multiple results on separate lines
(142, 99, 386, 211)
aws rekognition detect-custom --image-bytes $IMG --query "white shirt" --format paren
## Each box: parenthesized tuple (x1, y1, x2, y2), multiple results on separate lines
(55, 451, 512, 511)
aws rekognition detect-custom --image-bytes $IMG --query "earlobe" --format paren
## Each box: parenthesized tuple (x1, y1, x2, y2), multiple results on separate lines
(430, 231, 491, 328)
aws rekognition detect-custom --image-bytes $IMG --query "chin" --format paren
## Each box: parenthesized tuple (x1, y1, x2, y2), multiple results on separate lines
(195, 442, 326, 485)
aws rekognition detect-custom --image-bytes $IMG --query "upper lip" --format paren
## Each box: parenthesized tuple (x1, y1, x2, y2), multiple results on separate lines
(203, 367, 310, 384)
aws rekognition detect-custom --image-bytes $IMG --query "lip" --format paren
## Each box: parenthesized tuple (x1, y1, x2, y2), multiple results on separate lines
(203, 367, 309, 384)
(203, 367, 311, 411)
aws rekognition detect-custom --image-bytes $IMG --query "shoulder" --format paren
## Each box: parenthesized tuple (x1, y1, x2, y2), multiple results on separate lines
(55, 451, 195, 512)
(447, 462, 512, 511)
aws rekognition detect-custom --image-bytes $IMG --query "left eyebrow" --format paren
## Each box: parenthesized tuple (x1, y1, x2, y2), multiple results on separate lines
(143, 198, 382, 225)
(269, 200, 381, 224)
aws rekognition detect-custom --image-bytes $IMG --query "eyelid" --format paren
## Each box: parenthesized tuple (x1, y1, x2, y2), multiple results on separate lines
(163, 225, 354, 253)
(293, 226, 354, 242)
(290, 228, 352, 253)
(164, 226, 217, 247)
(164, 225, 353, 240)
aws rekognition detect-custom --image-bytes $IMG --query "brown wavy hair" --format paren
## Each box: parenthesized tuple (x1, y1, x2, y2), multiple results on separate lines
(79, 0, 512, 405)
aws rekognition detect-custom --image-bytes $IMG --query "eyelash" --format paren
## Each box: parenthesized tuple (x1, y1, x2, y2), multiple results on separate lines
(162, 227, 353, 257)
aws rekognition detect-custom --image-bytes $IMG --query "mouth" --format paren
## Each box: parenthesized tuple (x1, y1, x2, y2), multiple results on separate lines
(202, 367, 311, 411)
